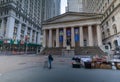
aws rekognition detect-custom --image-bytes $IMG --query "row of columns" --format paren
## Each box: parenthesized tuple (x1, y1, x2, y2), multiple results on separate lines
(43, 25, 102, 47)
(0, 17, 40, 44)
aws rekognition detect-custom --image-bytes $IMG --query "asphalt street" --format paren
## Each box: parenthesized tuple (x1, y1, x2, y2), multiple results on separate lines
(0, 57, 120, 82)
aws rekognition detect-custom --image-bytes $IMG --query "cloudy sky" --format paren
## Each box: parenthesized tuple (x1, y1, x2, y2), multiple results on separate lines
(61, 0, 67, 14)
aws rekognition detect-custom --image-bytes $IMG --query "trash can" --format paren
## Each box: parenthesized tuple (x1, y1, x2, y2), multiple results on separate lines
(84, 62, 91, 69)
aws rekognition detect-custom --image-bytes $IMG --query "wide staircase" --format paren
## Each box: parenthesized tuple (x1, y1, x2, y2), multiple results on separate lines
(40, 47, 65, 55)
(40, 47, 106, 56)
(75, 47, 106, 56)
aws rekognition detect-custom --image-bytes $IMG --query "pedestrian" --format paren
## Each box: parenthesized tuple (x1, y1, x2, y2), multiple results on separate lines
(48, 54, 54, 69)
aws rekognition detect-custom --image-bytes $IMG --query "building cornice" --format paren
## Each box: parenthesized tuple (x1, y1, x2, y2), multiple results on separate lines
(102, 32, 120, 41)
(43, 12, 103, 25)
(44, 12, 103, 22)
(43, 17, 102, 26)
(101, 3, 120, 24)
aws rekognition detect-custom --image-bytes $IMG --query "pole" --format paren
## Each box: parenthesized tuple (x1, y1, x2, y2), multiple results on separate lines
(25, 35, 28, 55)
(25, 42, 27, 54)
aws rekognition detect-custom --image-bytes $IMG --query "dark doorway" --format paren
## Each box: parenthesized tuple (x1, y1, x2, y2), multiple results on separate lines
(84, 40, 87, 46)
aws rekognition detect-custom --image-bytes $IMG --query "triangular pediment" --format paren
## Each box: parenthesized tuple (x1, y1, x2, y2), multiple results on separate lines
(43, 12, 102, 24)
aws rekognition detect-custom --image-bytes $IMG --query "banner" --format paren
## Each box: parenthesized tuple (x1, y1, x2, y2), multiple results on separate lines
(59, 29, 63, 42)
(67, 29, 71, 36)
(74, 28, 79, 42)
(59, 36, 63, 42)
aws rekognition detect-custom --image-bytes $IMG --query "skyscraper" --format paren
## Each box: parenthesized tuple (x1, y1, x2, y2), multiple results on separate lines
(42, 0, 61, 21)
(66, 0, 83, 12)
(0, 0, 60, 41)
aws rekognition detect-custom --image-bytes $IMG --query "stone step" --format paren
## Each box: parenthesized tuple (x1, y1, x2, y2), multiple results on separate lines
(40, 47, 106, 56)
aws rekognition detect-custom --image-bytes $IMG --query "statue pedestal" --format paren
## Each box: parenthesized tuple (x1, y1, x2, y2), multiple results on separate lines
(62, 46, 74, 57)
(66, 45, 70, 50)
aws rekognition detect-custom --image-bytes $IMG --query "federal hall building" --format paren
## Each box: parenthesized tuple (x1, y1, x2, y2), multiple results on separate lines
(42, 12, 103, 48)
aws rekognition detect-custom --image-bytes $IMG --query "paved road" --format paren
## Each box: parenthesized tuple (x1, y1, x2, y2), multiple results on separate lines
(0, 56, 120, 82)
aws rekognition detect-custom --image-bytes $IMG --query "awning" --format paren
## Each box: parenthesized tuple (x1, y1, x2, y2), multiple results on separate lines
(0, 40, 3, 44)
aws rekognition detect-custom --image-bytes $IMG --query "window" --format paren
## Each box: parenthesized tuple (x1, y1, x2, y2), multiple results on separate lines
(106, 21, 108, 26)
(113, 24, 117, 34)
(109, 8, 111, 13)
(108, 42, 112, 49)
(1, 12, 2, 15)
(107, 29, 110, 36)
(101, 26, 104, 31)
(108, 0, 109, 3)
(112, 16, 115, 22)
(112, 4, 114, 10)
(102, 32, 105, 39)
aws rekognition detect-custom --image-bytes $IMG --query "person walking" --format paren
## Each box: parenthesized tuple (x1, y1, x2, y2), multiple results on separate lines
(48, 54, 53, 69)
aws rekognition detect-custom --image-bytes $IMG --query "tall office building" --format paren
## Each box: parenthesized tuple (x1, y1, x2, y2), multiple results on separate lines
(66, 0, 83, 12)
(83, 0, 115, 13)
(83, 0, 120, 50)
(0, 0, 60, 54)
(0, 0, 61, 41)
(0, 0, 42, 43)
(42, 0, 61, 21)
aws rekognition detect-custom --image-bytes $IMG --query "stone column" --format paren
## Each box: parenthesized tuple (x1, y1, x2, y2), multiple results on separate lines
(37, 31, 40, 44)
(30, 29, 33, 43)
(0, 18, 5, 38)
(97, 25, 102, 46)
(6, 16, 15, 39)
(17, 22, 22, 40)
(71, 27, 75, 47)
(34, 31, 37, 43)
(24, 26, 28, 41)
(56, 28, 59, 47)
(48, 29, 52, 47)
(63, 28, 66, 47)
(88, 25, 93, 46)
(79, 26, 83, 46)
(43, 29, 46, 47)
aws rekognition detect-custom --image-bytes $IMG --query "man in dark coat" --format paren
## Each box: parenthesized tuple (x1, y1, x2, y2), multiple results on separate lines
(48, 54, 53, 69)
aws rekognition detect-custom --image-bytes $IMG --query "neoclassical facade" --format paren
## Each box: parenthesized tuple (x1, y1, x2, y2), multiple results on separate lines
(42, 12, 103, 48)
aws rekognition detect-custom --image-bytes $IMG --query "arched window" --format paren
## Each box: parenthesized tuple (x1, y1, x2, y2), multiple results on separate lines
(108, 42, 112, 49)
(107, 29, 110, 36)
(113, 24, 117, 34)
(102, 32, 105, 39)
(114, 40, 118, 48)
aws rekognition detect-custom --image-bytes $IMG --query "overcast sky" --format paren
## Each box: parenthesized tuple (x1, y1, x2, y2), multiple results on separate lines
(61, 0, 67, 14)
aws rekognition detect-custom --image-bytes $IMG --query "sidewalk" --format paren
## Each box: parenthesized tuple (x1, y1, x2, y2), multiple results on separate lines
(0, 55, 44, 73)
(0, 55, 72, 73)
